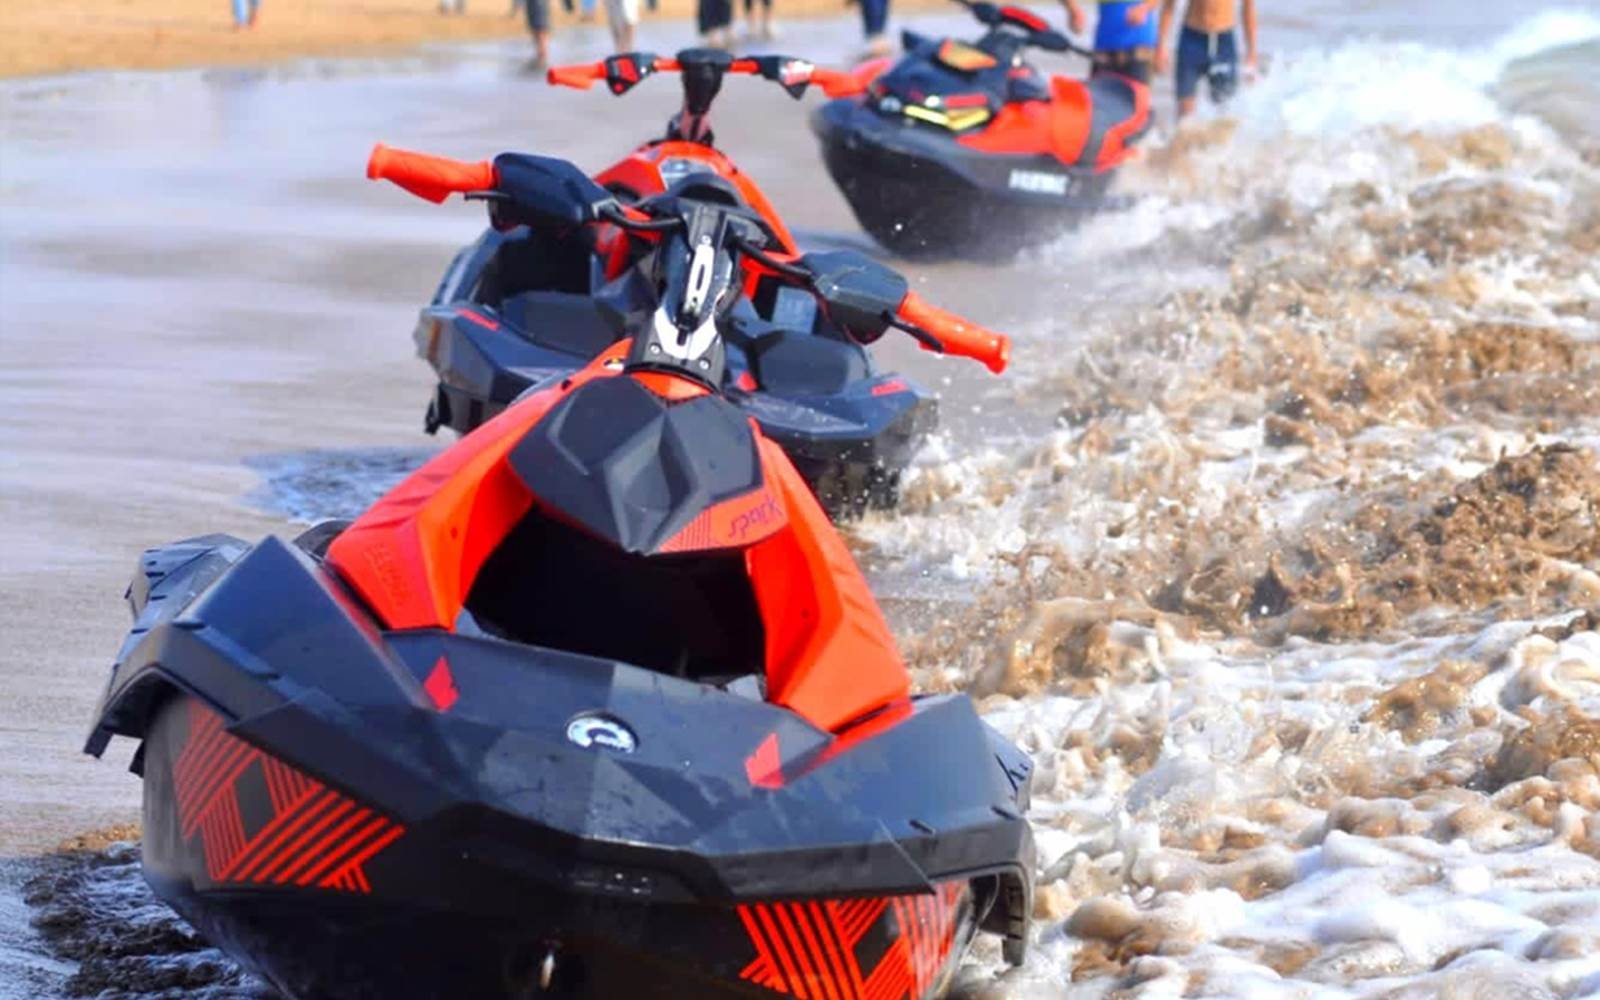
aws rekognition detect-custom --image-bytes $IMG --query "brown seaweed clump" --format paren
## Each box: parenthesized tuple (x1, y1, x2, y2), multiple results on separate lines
(1271, 444, 1600, 640)
(22, 833, 270, 999)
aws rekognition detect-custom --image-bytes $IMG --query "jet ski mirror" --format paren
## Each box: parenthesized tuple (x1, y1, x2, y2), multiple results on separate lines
(490, 154, 618, 229)
(800, 250, 909, 345)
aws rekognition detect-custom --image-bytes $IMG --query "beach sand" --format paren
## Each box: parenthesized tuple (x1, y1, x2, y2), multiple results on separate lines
(0, 0, 894, 79)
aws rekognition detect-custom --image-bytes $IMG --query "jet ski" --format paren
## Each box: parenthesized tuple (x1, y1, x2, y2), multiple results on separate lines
(86, 144, 1033, 1000)
(416, 49, 970, 518)
(811, 0, 1153, 257)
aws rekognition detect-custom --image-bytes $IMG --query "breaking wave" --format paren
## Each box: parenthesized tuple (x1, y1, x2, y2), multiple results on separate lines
(856, 11, 1600, 998)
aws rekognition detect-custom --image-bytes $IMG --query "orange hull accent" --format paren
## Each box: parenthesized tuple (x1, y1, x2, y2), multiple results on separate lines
(747, 446, 908, 732)
(1094, 74, 1152, 170)
(956, 75, 1098, 166)
(737, 881, 968, 1000)
(595, 142, 798, 253)
(633, 370, 712, 401)
(327, 345, 628, 630)
(328, 340, 909, 732)
(174, 700, 405, 894)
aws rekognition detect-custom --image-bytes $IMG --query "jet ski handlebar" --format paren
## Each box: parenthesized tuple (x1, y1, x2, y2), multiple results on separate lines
(895, 291, 1010, 373)
(367, 144, 497, 204)
(953, 0, 1095, 58)
(366, 143, 1010, 374)
(547, 51, 866, 99)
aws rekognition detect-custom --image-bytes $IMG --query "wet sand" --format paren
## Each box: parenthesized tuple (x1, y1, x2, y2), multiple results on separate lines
(0, 0, 930, 79)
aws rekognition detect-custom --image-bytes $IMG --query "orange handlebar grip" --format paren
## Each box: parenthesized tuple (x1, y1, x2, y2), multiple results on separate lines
(367, 143, 496, 204)
(547, 62, 606, 89)
(810, 67, 869, 98)
(898, 292, 1011, 374)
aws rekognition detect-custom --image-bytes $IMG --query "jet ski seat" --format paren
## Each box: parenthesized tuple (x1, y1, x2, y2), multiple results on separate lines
(475, 227, 596, 306)
(747, 331, 869, 398)
(499, 290, 623, 359)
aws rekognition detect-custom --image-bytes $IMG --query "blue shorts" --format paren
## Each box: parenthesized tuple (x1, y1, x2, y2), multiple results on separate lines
(1175, 25, 1238, 103)
(1094, 0, 1157, 53)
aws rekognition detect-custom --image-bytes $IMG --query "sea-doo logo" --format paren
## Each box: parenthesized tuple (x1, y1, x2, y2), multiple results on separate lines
(566, 714, 637, 753)
(728, 495, 782, 541)
(1007, 169, 1069, 196)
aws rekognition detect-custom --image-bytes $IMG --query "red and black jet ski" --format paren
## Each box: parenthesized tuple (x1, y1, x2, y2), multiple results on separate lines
(812, 0, 1152, 256)
(415, 49, 976, 518)
(86, 145, 1033, 1000)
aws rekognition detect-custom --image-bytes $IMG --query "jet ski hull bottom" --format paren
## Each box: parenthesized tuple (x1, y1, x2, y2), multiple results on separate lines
(812, 102, 1116, 258)
(136, 691, 1009, 1000)
(150, 879, 980, 1000)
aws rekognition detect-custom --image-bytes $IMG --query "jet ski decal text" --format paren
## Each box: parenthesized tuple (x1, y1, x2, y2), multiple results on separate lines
(1007, 169, 1069, 196)
(657, 481, 788, 553)
(729, 495, 783, 541)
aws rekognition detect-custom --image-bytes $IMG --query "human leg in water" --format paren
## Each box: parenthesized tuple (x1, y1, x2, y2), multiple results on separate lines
(742, 0, 775, 41)
(524, 0, 551, 70)
(697, 0, 734, 48)
(1174, 26, 1238, 116)
(859, 0, 890, 57)
(605, 0, 639, 52)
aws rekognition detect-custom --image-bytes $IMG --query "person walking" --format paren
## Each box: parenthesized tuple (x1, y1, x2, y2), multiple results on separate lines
(231, 0, 260, 29)
(847, 0, 890, 58)
(698, 0, 733, 48)
(604, 0, 639, 52)
(1060, 0, 1159, 83)
(522, 0, 552, 68)
(1156, 0, 1258, 117)
(743, 0, 775, 42)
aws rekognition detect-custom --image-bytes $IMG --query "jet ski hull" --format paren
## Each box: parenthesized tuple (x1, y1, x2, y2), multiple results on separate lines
(812, 100, 1116, 258)
(94, 531, 1035, 1000)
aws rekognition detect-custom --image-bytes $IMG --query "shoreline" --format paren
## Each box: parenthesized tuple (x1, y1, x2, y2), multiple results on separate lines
(0, 0, 933, 81)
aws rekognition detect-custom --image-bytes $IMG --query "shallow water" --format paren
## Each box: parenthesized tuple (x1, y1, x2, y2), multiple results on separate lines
(2, 2, 1598, 997)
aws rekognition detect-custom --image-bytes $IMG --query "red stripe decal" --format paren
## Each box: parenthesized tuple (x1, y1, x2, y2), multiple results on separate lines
(423, 655, 459, 712)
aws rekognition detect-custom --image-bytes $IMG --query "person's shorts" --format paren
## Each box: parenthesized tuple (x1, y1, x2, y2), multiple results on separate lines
(604, 0, 639, 26)
(524, 0, 550, 32)
(1175, 25, 1238, 103)
(1092, 46, 1153, 85)
(1094, 0, 1156, 51)
(697, 0, 732, 33)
